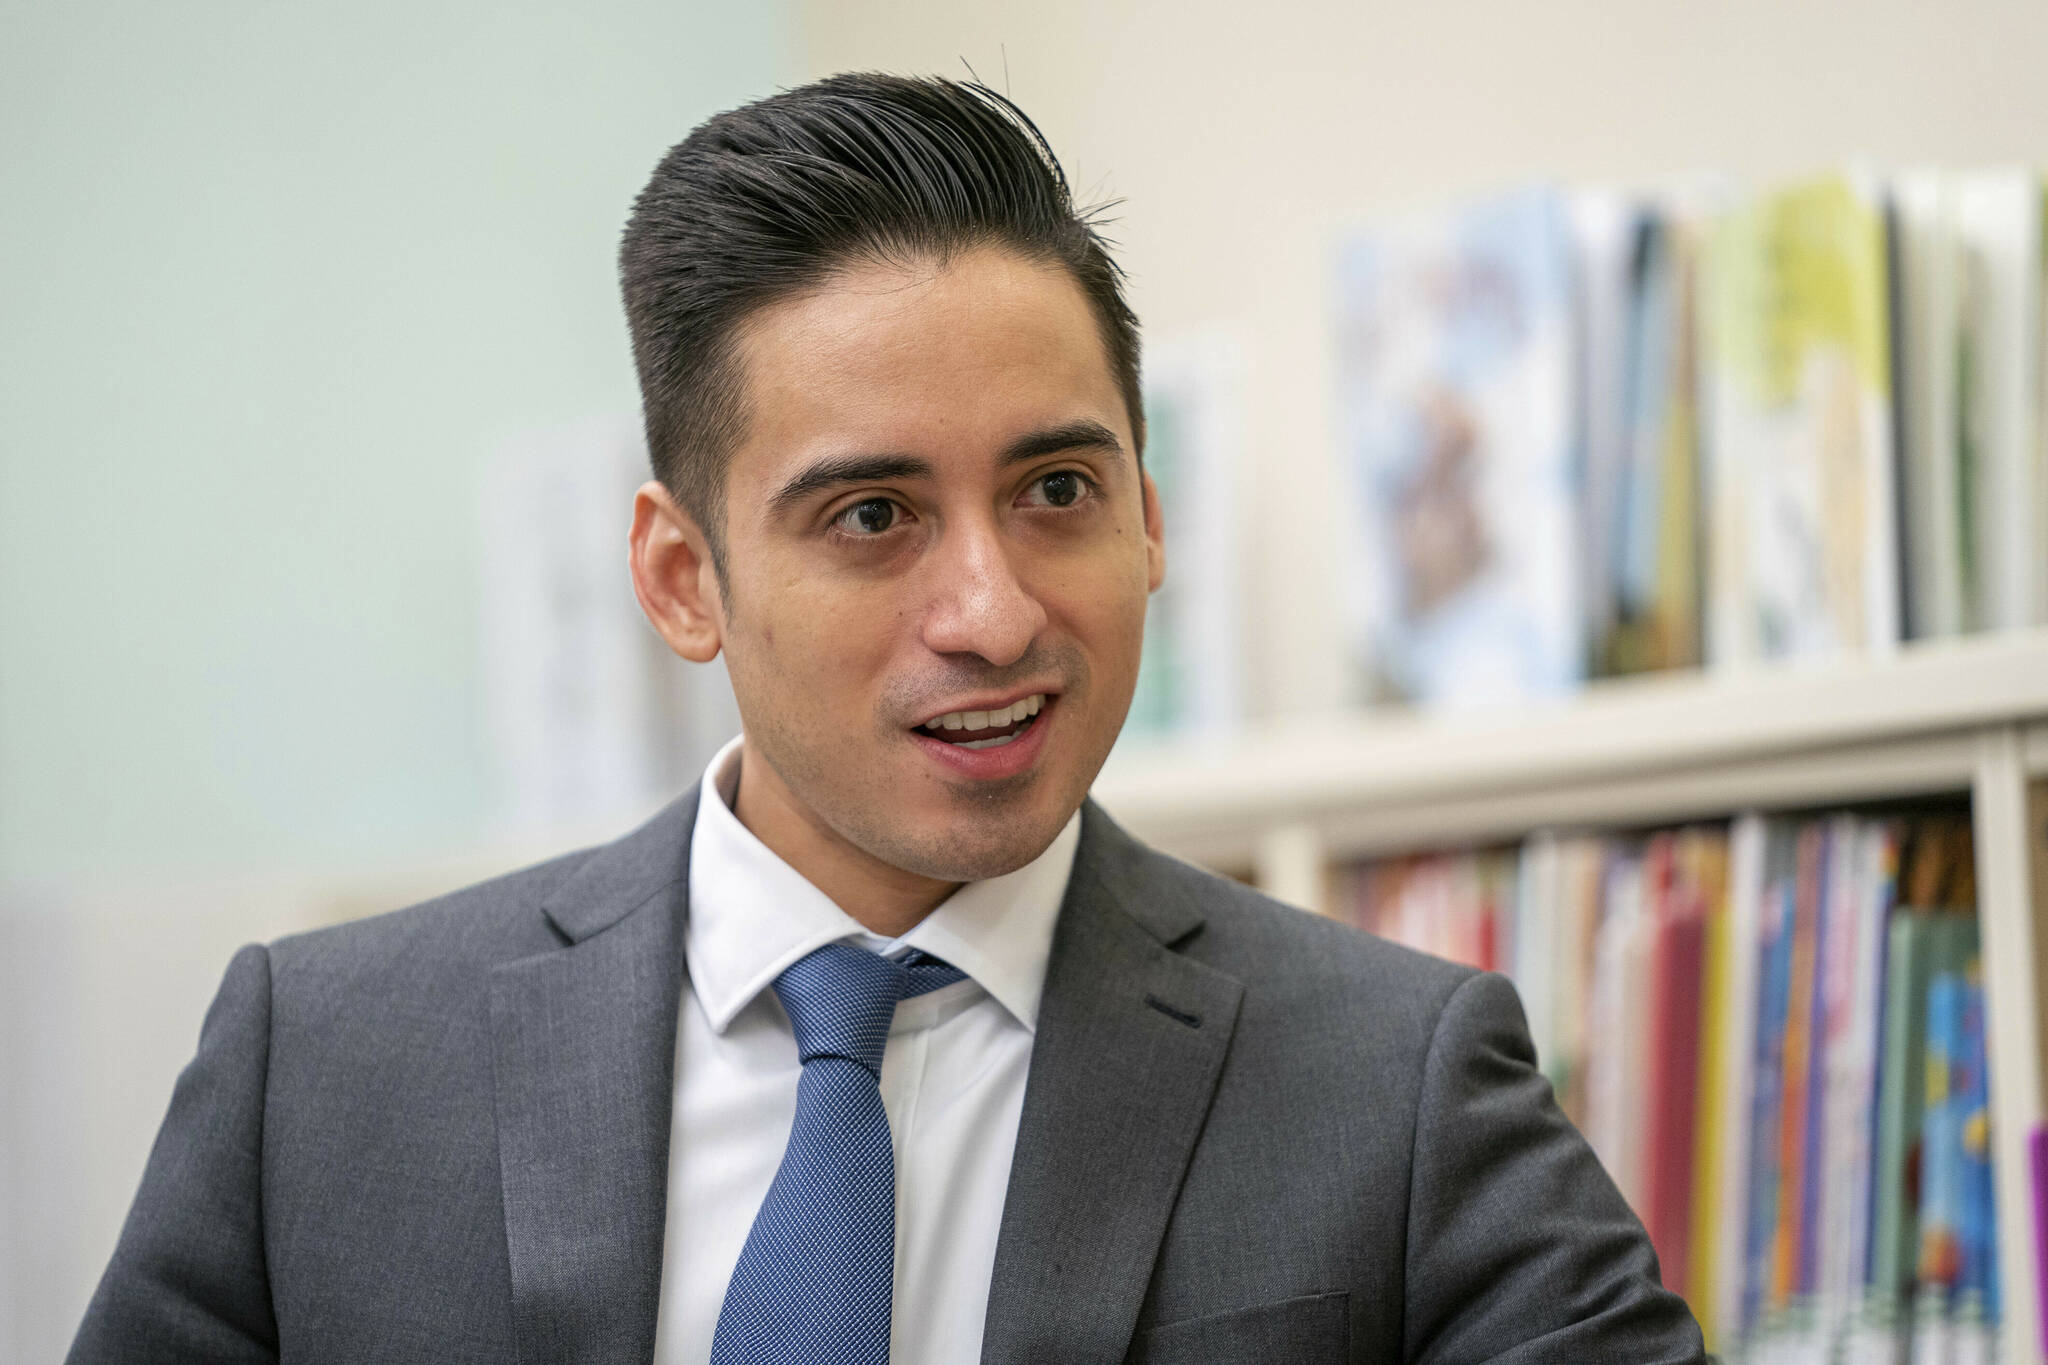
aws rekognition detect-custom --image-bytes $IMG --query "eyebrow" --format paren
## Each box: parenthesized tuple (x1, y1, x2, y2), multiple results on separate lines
(767, 454, 933, 516)
(765, 418, 1127, 516)
(999, 418, 1125, 467)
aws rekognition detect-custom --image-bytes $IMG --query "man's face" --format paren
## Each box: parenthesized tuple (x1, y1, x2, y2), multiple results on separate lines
(708, 246, 1162, 883)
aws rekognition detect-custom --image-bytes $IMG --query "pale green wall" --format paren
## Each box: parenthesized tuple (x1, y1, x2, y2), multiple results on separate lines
(0, 2, 789, 882)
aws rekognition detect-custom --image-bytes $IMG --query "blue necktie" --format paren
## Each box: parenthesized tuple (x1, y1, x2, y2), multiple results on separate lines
(709, 942, 966, 1365)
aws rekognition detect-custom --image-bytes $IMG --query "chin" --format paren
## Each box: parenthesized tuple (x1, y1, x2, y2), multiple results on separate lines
(858, 800, 1073, 883)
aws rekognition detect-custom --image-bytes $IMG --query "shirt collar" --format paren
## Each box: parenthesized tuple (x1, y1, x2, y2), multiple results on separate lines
(684, 734, 1078, 1036)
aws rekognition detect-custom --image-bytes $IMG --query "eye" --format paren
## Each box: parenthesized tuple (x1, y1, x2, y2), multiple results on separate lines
(831, 496, 905, 538)
(1022, 469, 1093, 509)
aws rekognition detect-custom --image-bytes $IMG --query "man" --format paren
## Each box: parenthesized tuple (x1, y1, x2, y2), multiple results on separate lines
(71, 74, 1706, 1363)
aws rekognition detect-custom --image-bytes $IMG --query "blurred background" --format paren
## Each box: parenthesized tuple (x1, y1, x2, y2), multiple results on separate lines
(9, 2, 2048, 1359)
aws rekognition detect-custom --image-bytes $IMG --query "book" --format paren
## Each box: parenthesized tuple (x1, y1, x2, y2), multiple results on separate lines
(1600, 206, 1707, 675)
(1703, 173, 1901, 666)
(1913, 962, 1998, 1361)
(1514, 831, 1563, 1089)
(1952, 170, 2047, 633)
(1892, 171, 1968, 640)
(1683, 825, 1735, 1336)
(2031, 1125, 2048, 1362)
(1554, 836, 1609, 1129)
(1745, 825, 1799, 1342)
(1706, 814, 1768, 1353)
(1644, 834, 1707, 1292)
(1588, 849, 1651, 1208)
(1770, 824, 1827, 1317)
(1572, 191, 1637, 680)
(1813, 819, 1900, 1353)
(1334, 808, 1993, 1361)
(1871, 911, 1981, 1320)
(1334, 186, 1584, 706)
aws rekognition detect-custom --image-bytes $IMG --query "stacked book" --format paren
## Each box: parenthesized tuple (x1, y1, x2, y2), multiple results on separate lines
(1335, 812, 1997, 1362)
(1333, 170, 2048, 708)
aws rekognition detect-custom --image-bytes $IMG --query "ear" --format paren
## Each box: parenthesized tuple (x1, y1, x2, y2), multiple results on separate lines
(629, 479, 725, 663)
(1140, 467, 1166, 594)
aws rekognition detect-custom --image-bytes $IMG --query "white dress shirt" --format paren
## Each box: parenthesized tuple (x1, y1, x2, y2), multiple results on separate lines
(652, 735, 1079, 1365)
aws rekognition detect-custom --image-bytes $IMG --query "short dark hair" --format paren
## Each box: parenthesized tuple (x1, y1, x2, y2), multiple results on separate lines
(618, 73, 1144, 571)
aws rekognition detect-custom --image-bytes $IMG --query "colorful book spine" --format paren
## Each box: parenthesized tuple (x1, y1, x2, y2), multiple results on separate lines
(1772, 825, 1825, 1315)
(1687, 827, 1736, 1345)
(1645, 835, 1705, 1292)
(1746, 839, 1796, 1340)
(2031, 1124, 2048, 1361)
(1712, 815, 1767, 1353)
(1912, 959, 1997, 1360)
(1337, 810, 2005, 1361)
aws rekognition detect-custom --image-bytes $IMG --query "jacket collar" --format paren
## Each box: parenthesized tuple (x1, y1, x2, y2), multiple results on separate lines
(492, 786, 697, 1364)
(537, 784, 701, 945)
(493, 787, 1239, 1365)
(978, 801, 1243, 1364)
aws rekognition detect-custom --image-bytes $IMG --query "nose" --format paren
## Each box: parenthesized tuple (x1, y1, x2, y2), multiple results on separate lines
(918, 515, 1047, 667)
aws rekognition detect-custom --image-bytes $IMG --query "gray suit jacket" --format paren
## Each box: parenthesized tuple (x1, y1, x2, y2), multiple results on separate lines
(71, 791, 1706, 1363)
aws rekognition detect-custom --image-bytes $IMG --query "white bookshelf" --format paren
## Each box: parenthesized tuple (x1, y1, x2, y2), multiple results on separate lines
(1095, 627, 2048, 1365)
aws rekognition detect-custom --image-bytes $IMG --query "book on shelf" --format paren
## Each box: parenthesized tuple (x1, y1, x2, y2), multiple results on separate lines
(1332, 164, 2048, 707)
(2031, 1125, 2048, 1361)
(1333, 186, 1584, 708)
(1703, 173, 1900, 668)
(1330, 808, 1997, 1362)
(1952, 171, 2048, 636)
(1912, 959, 1998, 1362)
(1893, 170, 1968, 641)
(1581, 191, 1712, 677)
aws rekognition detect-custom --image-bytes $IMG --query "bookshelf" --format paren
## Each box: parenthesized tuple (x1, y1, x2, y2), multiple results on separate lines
(1094, 627, 2048, 1364)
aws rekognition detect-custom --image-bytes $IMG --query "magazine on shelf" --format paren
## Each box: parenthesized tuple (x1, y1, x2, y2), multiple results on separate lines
(1703, 173, 1901, 668)
(1334, 186, 1583, 707)
(1592, 199, 1709, 676)
(1573, 190, 1636, 673)
(1893, 171, 1969, 641)
(1952, 169, 2048, 635)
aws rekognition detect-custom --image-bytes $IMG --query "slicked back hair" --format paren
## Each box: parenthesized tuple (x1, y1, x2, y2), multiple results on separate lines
(619, 73, 1144, 573)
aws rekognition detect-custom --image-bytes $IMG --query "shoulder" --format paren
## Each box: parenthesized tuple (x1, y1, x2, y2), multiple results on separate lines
(261, 841, 596, 1014)
(264, 788, 700, 989)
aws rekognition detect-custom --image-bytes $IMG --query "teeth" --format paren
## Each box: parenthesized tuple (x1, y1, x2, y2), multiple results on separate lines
(921, 695, 1048, 736)
(921, 693, 1047, 734)
(958, 731, 1021, 750)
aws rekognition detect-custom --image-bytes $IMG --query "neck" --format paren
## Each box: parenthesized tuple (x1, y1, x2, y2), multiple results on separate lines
(730, 740, 960, 938)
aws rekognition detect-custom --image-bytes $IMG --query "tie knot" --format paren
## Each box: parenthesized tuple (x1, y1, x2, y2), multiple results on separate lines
(772, 942, 964, 1076)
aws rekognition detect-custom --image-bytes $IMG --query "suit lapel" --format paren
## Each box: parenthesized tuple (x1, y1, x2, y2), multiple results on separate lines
(490, 787, 699, 1365)
(980, 802, 1244, 1365)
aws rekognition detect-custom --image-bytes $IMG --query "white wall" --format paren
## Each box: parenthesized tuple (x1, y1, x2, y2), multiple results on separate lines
(0, 4, 788, 1355)
(0, 1, 785, 885)
(797, 0, 2048, 719)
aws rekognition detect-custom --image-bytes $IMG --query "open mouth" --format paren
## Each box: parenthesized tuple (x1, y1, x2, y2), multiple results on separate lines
(916, 693, 1047, 750)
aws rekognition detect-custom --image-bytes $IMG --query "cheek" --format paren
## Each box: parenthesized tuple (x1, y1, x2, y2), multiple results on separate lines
(1045, 545, 1151, 649)
(736, 570, 913, 699)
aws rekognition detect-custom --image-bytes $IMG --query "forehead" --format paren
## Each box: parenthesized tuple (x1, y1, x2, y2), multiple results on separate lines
(725, 247, 1129, 488)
